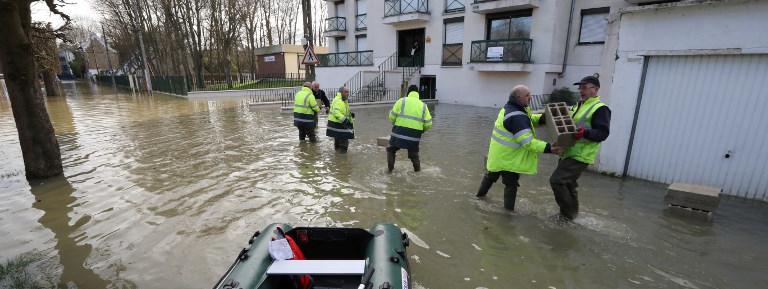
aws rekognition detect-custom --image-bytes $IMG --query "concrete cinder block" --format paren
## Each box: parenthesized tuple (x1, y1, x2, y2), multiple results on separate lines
(665, 183, 721, 212)
(377, 136, 390, 147)
(543, 102, 576, 147)
(667, 204, 713, 222)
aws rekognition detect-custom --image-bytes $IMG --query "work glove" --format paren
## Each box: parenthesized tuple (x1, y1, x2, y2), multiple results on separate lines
(351, 112, 356, 118)
(574, 127, 586, 140)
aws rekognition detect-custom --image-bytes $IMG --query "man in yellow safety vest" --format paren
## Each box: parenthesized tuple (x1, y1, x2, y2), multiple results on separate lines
(549, 76, 611, 220)
(293, 82, 320, 142)
(387, 85, 432, 172)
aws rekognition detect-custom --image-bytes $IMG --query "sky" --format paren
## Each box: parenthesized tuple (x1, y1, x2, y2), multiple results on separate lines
(32, 0, 100, 28)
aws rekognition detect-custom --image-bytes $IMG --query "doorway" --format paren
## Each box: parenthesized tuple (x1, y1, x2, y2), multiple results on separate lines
(419, 75, 436, 99)
(397, 28, 425, 67)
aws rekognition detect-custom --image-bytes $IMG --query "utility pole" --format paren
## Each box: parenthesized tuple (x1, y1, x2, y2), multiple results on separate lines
(301, 0, 315, 81)
(132, 0, 153, 94)
(102, 24, 116, 88)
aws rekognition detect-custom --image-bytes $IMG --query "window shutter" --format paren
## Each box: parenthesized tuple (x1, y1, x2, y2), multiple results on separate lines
(445, 22, 464, 44)
(580, 13, 608, 43)
(356, 36, 368, 51)
(357, 0, 366, 15)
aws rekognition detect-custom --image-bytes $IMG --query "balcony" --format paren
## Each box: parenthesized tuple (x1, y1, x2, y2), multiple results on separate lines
(317, 51, 374, 67)
(441, 44, 463, 66)
(471, 0, 539, 14)
(324, 17, 347, 38)
(356, 14, 367, 31)
(469, 39, 532, 71)
(445, 0, 465, 13)
(383, 0, 430, 25)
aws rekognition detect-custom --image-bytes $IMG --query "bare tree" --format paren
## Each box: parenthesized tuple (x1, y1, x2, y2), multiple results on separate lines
(0, 0, 69, 179)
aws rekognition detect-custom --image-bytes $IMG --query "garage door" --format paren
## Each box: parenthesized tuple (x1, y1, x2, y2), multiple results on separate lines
(627, 55, 768, 200)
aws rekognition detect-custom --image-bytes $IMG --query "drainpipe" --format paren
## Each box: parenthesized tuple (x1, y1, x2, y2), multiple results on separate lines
(559, 0, 576, 77)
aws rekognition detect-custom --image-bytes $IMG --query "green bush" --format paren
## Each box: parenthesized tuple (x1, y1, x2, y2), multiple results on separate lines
(549, 87, 578, 106)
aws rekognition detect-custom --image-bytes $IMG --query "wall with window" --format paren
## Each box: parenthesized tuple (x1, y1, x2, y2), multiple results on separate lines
(558, 0, 630, 91)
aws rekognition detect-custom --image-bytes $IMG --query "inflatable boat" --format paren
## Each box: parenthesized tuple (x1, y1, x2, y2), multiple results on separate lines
(213, 223, 411, 289)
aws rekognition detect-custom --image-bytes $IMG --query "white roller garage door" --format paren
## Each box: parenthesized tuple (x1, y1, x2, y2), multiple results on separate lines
(627, 55, 768, 200)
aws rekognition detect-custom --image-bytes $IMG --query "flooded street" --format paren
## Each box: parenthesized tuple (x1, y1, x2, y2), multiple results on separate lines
(1, 82, 767, 289)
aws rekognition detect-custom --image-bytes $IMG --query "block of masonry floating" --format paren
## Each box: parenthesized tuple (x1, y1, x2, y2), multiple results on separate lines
(544, 102, 577, 147)
(665, 183, 721, 212)
(377, 136, 389, 147)
(667, 204, 713, 221)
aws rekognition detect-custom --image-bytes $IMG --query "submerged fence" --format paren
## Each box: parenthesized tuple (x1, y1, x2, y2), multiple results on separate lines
(96, 75, 188, 96)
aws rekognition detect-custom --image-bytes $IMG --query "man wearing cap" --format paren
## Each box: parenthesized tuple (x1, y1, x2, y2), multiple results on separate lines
(477, 85, 562, 211)
(549, 76, 611, 220)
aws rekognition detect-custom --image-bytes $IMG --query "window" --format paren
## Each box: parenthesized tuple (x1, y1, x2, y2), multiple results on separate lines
(357, 0, 366, 14)
(356, 0, 367, 30)
(335, 3, 346, 17)
(336, 38, 347, 53)
(579, 7, 609, 44)
(442, 17, 463, 66)
(356, 35, 368, 51)
(486, 10, 532, 40)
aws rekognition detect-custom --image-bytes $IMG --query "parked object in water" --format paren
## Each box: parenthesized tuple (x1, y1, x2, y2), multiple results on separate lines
(213, 223, 411, 289)
(665, 183, 721, 221)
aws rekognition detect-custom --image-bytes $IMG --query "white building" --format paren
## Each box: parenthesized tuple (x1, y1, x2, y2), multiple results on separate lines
(316, 0, 768, 200)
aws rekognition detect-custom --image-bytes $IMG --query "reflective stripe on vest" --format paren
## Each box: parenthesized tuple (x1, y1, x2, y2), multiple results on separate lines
(327, 126, 353, 133)
(391, 132, 421, 142)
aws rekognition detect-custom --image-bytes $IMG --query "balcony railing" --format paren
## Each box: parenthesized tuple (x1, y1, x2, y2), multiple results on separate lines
(356, 14, 367, 30)
(442, 44, 463, 66)
(325, 17, 347, 32)
(445, 0, 465, 13)
(470, 38, 532, 63)
(385, 0, 429, 17)
(317, 50, 374, 67)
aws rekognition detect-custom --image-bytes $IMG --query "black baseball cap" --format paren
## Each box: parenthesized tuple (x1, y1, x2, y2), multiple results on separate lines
(574, 76, 600, 87)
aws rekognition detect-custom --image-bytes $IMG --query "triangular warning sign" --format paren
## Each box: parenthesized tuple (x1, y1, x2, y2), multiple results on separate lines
(302, 45, 320, 65)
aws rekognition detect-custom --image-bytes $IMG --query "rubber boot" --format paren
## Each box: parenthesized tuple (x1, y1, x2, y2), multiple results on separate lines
(411, 157, 420, 172)
(476, 175, 494, 198)
(387, 150, 396, 173)
(503, 184, 517, 211)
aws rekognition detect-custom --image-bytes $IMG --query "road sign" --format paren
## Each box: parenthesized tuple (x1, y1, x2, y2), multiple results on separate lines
(301, 45, 320, 65)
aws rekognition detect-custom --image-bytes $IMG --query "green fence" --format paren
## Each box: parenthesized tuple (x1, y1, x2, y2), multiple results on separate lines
(96, 75, 189, 96)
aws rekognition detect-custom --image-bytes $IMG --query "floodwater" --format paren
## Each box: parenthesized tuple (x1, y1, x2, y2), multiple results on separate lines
(1, 82, 767, 289)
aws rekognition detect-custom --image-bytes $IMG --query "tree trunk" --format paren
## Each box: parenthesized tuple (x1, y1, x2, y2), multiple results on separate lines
(42, 69, 61, 97)
(0, 0, 63, 179)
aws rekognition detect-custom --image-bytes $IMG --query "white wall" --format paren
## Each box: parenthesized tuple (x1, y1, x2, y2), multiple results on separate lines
(319, 0, 629, 107)
(598, 0, 768, 174)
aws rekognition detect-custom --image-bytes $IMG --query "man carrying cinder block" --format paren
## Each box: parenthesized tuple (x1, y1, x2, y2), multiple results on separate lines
(549, 76, 611, 220)
(476, 85, 562, 211)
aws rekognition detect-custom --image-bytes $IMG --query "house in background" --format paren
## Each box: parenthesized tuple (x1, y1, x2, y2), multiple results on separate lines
(254, 44, 329, 76)
(80, 33, 120, 78)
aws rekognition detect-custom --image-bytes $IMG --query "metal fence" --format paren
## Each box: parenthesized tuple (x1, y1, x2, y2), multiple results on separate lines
(317, 51, 374, 67)
(356, 14, 367, 31)
(442, 44, 463, 66)
(97, 75, 188, 96)
(325, 17, 347, 32)
(195, 73, 305, 92)
(445, 0, 465, 12)
(530, 94, 550, 111)
(385, 0, 429, 17)
(470, 38, 533, 63)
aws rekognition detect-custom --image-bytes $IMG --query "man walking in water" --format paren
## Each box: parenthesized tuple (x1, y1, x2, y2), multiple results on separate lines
(387, 85, 432, 172)
(293, 82, 320, 142)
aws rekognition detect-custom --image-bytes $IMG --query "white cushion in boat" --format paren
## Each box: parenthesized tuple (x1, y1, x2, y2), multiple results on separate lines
(266, 260, 365, 275)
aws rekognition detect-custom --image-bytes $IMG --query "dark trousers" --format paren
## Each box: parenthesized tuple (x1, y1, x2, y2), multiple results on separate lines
(298, 126, 317, 142)
(387, 145, 420, 171)
(478, 171, 520, 210)
(333, 138, 349, 152)
(550, 158, 589, 220)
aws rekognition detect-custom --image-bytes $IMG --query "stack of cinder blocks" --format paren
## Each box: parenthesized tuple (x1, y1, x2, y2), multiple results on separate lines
(544, 102, 577, 147)
(377, 136, 389, 147)
(665, 183, 721, 221)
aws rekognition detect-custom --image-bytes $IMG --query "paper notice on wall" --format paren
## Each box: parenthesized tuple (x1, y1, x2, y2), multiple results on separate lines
(268, 238, 294, 260)
(264, 55, 276, 62)
(487, 47, 504, 61)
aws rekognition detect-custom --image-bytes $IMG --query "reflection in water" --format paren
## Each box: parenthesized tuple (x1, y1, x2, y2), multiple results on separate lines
(0, 82, 767, 289)
(30, 176, 111, 288)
